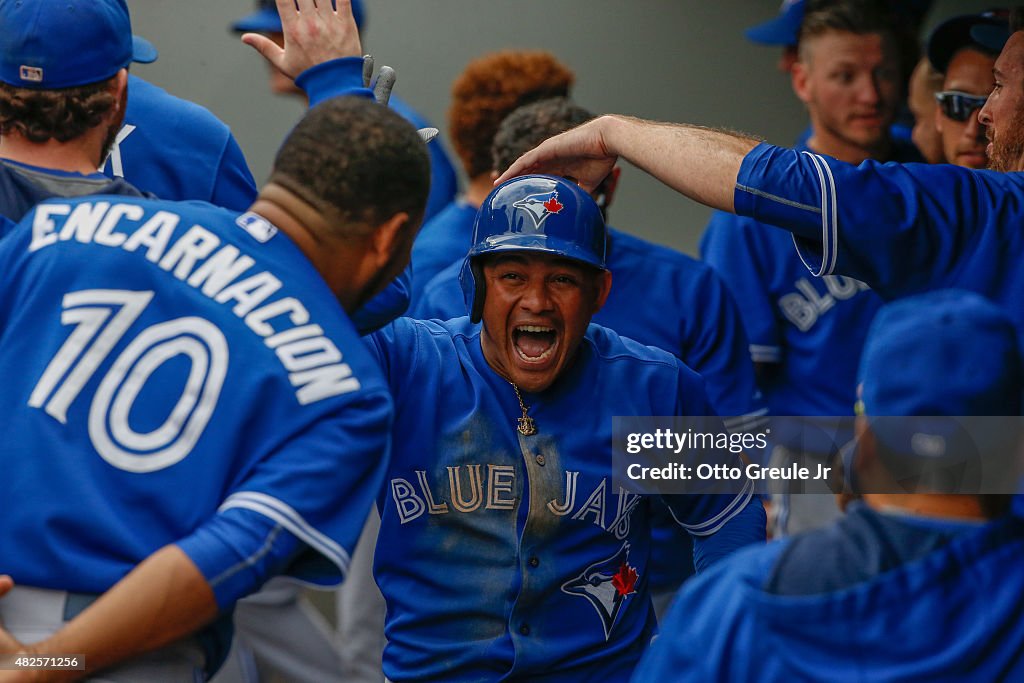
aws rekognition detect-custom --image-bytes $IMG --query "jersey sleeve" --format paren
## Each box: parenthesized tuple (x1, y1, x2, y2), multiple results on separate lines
(216, 388, 393, 588)
(701, 210, 783, 364)
(659, 362, 756, 537)
(409, 261, 465, 320)
(208, 133, 258, 212)
(734, 142, 1017, 298)
(350, 266, 412, 334)
(295, 57, 375, 107)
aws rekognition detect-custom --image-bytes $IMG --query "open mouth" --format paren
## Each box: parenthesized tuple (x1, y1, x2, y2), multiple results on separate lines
(513, 325, 558, 363)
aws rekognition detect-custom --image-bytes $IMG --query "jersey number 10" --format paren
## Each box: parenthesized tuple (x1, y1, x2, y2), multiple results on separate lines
(29, 289, 228, 473)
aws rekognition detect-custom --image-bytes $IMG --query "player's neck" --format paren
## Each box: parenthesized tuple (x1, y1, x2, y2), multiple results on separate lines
(806, 128, 891, 165)
(464, 175, 496, 208)
(0, 129, 106, 174)
(862, 493, 988, 521)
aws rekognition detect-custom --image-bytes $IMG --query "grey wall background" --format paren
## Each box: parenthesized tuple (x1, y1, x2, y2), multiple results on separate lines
(128, 0, 991, 255)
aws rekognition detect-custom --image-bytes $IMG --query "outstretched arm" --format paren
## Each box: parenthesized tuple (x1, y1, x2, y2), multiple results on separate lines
(0, 547, 216, 683)
(495, 115, 760, 212)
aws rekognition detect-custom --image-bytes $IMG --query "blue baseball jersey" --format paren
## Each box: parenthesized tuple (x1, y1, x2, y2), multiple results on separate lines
(366, 317, 759, 682)
(407, 199, 477, 310)
(733, 142, 1024, 328)
(634, 507, 1024, 681)
(701, 140, 921, 418)
(102, 76, 258, 212)
(0, 196, 391, 609)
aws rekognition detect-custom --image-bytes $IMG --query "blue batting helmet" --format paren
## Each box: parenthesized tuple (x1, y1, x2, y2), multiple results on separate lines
(460, 174, 607, 323)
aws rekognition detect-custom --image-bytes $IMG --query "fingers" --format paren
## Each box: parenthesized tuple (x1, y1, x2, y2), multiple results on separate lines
(495, 150, 542, 185)
(0, 575, 12, 599)
(362, 54, 374, 88)
(241, 33, 285, 71)
(373, 66, 396, 106)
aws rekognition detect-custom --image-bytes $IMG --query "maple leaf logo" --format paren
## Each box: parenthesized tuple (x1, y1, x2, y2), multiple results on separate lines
(543, 195, 564, 214)
(612, 562, 638, 597)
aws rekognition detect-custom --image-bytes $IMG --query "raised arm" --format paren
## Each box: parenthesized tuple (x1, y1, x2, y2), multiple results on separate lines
(495, 115, 759, 212)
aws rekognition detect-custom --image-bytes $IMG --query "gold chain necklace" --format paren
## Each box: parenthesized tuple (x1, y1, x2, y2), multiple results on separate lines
(510, 382, 538, 436)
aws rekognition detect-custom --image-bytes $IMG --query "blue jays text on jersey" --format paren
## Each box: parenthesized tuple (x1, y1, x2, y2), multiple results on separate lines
(0, 196, 392, 613)
(366, 317, 761, 683)
(700, 137, 921, 418)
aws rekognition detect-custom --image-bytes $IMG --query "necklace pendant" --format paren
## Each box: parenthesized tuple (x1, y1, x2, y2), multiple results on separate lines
(517, 416, 537, 436)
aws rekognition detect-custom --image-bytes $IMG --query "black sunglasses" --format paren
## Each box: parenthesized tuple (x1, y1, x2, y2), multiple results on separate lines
(935, 91, 988, 123)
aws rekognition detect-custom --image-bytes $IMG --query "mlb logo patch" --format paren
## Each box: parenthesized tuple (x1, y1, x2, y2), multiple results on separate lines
(19, 66, 43, 83)
(236, 212, 278, 243)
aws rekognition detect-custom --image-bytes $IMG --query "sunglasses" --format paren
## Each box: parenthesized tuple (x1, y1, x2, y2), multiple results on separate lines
(934, 91, 988, 123)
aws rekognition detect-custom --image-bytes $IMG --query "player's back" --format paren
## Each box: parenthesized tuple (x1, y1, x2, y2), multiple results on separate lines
(102, 75, 258, 211)
(0, 196, 388, 595)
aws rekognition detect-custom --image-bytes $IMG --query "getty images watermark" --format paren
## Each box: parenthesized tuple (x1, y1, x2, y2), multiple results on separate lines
(612, 416, 1024, 497)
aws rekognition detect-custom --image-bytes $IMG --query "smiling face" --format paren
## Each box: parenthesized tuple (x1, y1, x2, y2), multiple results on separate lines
(478, 252, 611, 393)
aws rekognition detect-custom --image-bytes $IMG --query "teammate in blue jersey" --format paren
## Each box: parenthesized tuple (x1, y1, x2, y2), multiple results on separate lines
(0, 3, 431, 680)
(417, 97, 768, 615)
(633, 289, 1024, 681)
(232, 0, 457, 223)
(495, 13, 1024, 516)
(368, 174, 765, 683)
(408, 51, 575, 310)
(101, 75, 258, 212)
(0, 0, 154, 232)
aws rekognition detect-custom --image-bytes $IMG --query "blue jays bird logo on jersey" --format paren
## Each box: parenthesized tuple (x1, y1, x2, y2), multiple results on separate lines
(561, 541, 639, 640)
(512, 191, 564, 232)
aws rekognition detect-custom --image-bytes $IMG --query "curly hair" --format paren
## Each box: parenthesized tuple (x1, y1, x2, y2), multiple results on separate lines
(270, 96, 430, 239)
(0, 77, 118, 143)
(449, 51, 574, 179)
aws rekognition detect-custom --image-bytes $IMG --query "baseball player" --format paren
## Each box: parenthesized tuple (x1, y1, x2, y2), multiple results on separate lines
(927, 11, 1004, 170)
(232, 0, 457, 223)
(702, 0, 923, 536)
(407, 51, 575, 310)
(633, 289, 1024, 681)
(0, 4, 430, 682)
(0, 0, 151, 228)
(415, 97, 768, 615)
(907, 56, 946, 163)
(368, 174, 765, 682)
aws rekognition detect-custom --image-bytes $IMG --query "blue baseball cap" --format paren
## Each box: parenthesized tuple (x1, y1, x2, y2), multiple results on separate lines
(927, 11, 1008, 73)
(231, 0, 364, 34)
(745, 0, 804, 47)
(0, 0, 157, 90)
(859, 289, 1023, 418)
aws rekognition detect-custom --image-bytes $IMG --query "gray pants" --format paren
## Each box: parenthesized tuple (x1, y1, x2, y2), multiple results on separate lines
(0, 585, 205, 682)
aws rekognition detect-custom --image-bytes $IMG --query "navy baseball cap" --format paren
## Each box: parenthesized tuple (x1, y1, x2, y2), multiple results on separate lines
(971, 21, 1013, 53)
(745, 0, 804, 47)
(0, 0, 157, 90)
(927, 11, 1008, 73)
(232, 0, 365, 33)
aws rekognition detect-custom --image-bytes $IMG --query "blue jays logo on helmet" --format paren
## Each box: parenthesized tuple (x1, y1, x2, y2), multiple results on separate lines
(459, 174, 607, 323)
(561, 541, 639, 640)
(511, 190, 564, 232)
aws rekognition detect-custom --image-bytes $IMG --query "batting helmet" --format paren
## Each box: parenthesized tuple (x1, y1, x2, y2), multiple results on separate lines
(460, 174, 607, 323)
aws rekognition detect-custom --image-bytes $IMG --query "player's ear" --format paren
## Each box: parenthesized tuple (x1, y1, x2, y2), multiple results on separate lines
(369, 212, 412, 267)
(109, 69, 129, 102)
(590, 269, 612, 314)
(791, 60, 811, 105)
(934, 100, 945, 134)
(852, 415, 878, 476)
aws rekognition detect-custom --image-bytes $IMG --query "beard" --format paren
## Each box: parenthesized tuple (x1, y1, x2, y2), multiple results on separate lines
(987, 108, 1024, 172)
